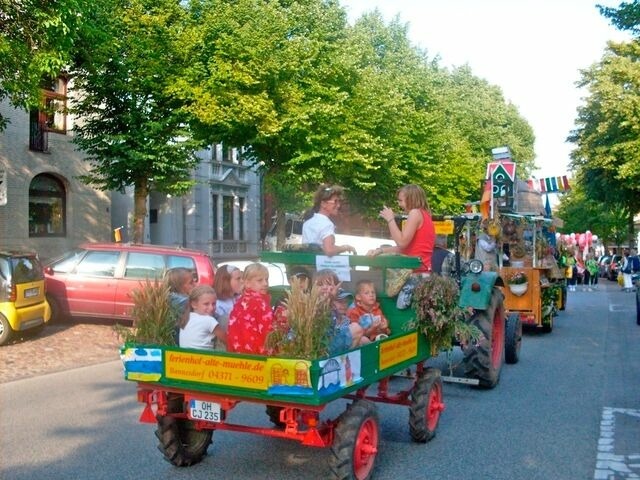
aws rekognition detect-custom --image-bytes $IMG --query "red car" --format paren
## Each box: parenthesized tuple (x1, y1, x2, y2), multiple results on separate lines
(44, 243, 216, 322)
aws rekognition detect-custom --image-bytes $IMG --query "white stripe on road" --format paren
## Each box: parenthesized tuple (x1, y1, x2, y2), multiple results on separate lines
(594, 407, 640, 479)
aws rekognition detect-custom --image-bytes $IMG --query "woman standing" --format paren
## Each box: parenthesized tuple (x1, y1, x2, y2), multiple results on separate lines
(368, 184, 436, 274)
(302, 184, 356, 256)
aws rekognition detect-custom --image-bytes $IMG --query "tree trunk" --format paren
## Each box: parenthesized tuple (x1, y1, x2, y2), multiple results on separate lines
(276, 210, 287, 249)
(133, 179, 149, 244)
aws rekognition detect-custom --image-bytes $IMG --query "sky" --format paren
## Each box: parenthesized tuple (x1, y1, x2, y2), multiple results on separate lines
(340, 0, 631, 181)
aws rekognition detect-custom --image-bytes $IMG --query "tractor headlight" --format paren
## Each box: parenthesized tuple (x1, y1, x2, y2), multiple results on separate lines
(468, 259, 483, 274)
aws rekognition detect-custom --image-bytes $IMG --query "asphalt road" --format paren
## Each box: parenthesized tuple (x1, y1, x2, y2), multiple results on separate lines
(1, 281, 638, 479)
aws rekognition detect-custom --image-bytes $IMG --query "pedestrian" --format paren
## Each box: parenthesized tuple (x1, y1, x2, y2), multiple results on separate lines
(367, 184, 436, 275)
(620, 248, 635, 292)
(566, 250, 577, 292)
(179, 285, 227, 350)
(585, 253, 598, 291)
(302, 184, 356, 256)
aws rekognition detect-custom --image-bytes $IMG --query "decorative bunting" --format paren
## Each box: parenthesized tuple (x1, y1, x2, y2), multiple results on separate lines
(535, 175, 570, 193)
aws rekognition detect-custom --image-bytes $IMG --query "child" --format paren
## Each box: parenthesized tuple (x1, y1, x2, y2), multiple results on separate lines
(179, 285, 227, 350)
(347, 280, 391, 341)
(214, 265, 244, 348)
(227, 263, 273, 354)
(165, 267, 196, 342)
(314, 269, 366, 354)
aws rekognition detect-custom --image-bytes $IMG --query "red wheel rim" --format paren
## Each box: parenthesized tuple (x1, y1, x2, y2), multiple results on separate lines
(353, 417, 379, 479)
(491, 307, 505, 369)
(427, 382, 444, 431)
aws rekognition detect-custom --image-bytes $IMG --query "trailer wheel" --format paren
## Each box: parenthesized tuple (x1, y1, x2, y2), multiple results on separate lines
(409, 368, 444, 443)
(265, 405, 285, 427)
(329, 400, 379, 480)
(463, 287, 505, 388)
(504, 314, 522, 364)
(155, 415, 212, 467)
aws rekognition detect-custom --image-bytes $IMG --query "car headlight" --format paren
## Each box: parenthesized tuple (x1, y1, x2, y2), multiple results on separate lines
(468, 259, 483, 274)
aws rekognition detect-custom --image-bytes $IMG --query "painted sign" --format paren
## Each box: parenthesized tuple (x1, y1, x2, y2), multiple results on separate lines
(379, 333, 418, 370)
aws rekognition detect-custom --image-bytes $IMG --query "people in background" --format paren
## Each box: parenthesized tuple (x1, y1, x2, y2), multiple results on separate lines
(584, 253, 598, 291)
(368, 184, 435, 274)
(179, 285, 226, 350)
(227, 263, 273, 354)
(621, 248, 635, 292)
(302, 184, 356, 256)
(431, 235, 455, 277)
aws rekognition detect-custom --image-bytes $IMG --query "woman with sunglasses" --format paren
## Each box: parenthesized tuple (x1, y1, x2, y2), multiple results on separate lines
(302, 184, 356, 256)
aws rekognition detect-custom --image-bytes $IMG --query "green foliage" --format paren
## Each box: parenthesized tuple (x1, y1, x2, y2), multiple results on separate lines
(411, 275, 479, 353)
(266, 278, 332, 359)
(569, 39, 640, 245)
(114, 278, 178, 345)
(0, 0, 85, 129)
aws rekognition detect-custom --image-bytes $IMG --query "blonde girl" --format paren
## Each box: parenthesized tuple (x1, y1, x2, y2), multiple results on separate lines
(179, 285, 227, 350)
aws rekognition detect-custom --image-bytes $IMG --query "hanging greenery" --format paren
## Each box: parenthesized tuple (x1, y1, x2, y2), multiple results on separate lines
(410, 275, 480, 353)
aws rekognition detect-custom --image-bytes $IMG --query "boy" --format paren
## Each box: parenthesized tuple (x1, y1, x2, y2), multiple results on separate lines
(347, 280, 391, 341)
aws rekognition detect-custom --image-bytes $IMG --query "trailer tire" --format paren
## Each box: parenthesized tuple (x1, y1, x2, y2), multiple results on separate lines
(329, 399, 379, 480)
(504, 314, 522, 364)
(155, 415, 212, 467)
(462, 287, 505, 389)
(266, 405, 285, 427)
(409, 368, 444, 443)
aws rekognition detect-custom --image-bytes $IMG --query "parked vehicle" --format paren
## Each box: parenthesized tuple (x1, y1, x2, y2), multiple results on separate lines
(44, 243, 215, 322)
(0, 250, 51, 345)
(598, 255, 611, 278)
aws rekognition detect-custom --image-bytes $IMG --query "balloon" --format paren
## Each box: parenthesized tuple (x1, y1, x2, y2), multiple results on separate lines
(578, 234, 586, 247)
(570, 232, 576, 238)
(592, 235, 598, 241)
(555, 232, 561, 239)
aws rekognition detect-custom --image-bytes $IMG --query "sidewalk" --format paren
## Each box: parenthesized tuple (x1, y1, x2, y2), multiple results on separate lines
(0, 322, 125, 384)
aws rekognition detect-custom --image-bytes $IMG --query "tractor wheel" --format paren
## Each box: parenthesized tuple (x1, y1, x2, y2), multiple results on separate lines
(265, 405, 285, 427)
(409, 368, 444, 443)
(462, 287, 505, 389)
(329, 400, 379, 480)
(0, 314, 14, 346)
(155, 414, 212, 467)
(504, 314, 522, 364)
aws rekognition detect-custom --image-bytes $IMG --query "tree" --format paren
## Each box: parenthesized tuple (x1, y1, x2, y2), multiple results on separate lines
(71, 0, 202, 243)
(0, 0, 85, 129)
(568, 39, 640, 247)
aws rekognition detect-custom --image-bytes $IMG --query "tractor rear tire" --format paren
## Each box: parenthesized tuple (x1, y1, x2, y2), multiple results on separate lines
(155, 415, 212, 467)
(462, 287, 505, 389)
(409, 368, 444, 443)
(329, 399, 379, 480)
(505, 314, 522, 364)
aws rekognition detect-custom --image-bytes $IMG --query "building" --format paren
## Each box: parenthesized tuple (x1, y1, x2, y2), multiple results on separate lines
(1, 78, 261, 262)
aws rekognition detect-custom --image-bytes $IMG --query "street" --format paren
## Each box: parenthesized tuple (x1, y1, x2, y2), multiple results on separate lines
(1, 281, 639, 480)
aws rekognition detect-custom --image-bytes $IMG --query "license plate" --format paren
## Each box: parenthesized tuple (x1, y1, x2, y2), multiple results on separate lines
(24, 287, 39, 298)
(188, 399, 221, 422)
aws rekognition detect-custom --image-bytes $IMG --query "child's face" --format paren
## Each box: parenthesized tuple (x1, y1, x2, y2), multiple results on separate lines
(356, 284, 377, 309)
(179, 274, 196, 295)
(191, 293, 216, 316)
(229, 269, 243, 295)
(316, 277, 339, 300)
(334, 298, 350, 315)
(245, 273, 269, 294)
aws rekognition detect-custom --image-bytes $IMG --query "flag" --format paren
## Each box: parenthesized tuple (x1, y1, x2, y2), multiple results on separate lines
(480, 181, 491, 219)
(544, 195, 551, 218)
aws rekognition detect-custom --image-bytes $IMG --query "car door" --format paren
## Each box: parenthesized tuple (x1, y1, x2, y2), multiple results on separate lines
(114, 252, 166, 319)
(66, 250, 120, 316)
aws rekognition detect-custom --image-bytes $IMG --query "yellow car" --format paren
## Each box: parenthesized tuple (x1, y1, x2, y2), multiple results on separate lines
(0, 251, 51, 346)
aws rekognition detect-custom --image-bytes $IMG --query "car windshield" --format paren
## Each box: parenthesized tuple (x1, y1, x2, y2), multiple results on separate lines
(48, 248, 87, 273)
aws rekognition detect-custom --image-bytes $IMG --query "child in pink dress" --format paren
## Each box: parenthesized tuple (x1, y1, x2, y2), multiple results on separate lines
(227, 263, 273, 354)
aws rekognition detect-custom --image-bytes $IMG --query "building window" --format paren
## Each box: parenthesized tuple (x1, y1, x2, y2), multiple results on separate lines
(212, 194, 218, 240)
(41, 76, 68, 133)
(239, 197, 245, 241)
(222, 195, 234, 240)
(29, 174, 66, 237)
